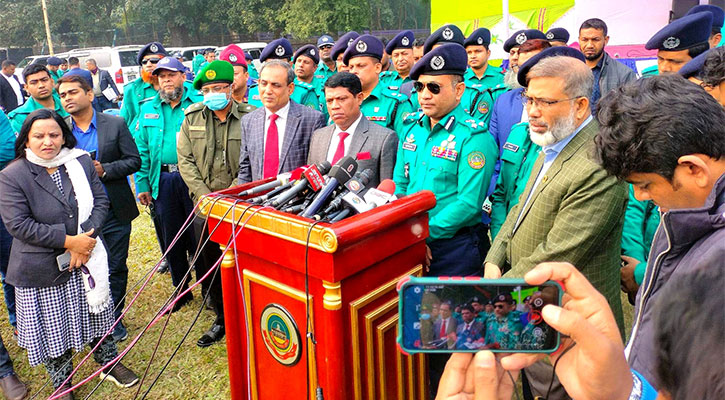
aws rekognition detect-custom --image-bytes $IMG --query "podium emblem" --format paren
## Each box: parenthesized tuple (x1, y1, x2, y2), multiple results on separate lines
(260, 304, 302, 366)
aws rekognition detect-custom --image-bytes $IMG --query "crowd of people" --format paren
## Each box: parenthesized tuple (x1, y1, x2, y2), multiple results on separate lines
(0, 2, 721, 399)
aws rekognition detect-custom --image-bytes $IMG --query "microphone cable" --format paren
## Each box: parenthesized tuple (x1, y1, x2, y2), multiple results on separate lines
(304, 220, 325, 400)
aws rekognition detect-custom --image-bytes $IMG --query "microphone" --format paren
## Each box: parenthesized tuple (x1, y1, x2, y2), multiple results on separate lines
(317, 169, 373, 218)
(249, 181, 294, 204)
(301, 156, 358, 218)
(363, 179, 397, 208)
(270, 161, 331, 208)
(238, 167, 304, 197)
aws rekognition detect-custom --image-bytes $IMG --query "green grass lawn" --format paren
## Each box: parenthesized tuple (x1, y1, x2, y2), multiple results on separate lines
(1, 208, 231, 399)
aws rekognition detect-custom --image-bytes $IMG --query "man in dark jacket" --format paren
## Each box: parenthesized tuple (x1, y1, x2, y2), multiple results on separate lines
(578, 18, 636, 111)
(595, 75, 725, 389)
(0, 61, 25, 113)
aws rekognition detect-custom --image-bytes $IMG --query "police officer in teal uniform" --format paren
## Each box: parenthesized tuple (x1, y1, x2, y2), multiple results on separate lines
(463, 28, 504, 90)
(393, 43, 498, 277)
(483, 293, 523, 349)
(135, 57, 203, 301)
(343, 35, 413, 137)
(121, 42, 167, 135)
(314, 34, 336, 85)
(379, 30, 416, 93)
(642, 11, 712, 76)
(291, 45, 323, 113)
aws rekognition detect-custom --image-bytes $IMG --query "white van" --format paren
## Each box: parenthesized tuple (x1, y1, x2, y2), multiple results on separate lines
(66, 45, 143, 91)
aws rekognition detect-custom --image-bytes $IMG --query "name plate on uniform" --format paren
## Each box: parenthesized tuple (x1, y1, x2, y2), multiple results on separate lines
(402, 142, 417, 151)
(431, 146, 458, 161)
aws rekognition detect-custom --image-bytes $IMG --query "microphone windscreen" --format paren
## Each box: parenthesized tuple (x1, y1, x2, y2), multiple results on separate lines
(377, 179, 396, 195)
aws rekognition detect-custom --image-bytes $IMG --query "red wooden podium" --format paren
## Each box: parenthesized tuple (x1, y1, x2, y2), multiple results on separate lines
(200, 182, 436, 400)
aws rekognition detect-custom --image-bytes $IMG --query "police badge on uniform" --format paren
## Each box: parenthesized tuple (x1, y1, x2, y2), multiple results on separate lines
(356, 40, 368, 53)
(467, 151, 486, 169)
(275, 45, 285, 56)
(477, 101, 489, 115)
(442, 27, 454, 40)
(229, 53, 238, 63)
(402, 36, 410, 46)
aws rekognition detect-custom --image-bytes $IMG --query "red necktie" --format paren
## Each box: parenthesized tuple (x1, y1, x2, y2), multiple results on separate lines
(440, 320, 446, 338)
(263, 114, 279, 178)
(332, 131, 349, 164)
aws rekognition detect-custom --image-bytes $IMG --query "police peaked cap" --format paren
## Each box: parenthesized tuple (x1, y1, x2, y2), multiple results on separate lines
(137, 42, 167, 65)
(386, 30, 416, 54)
(503, 29, 546, 52)
(410, 43, 468, 80)
(343, 35, 384, 64)
(546, 27, 570, 44)
(464, 28, 492, 48)
(424, 24, 465, 54)
(331, 31, 360, 61)
(294, 44, 320, 65)
(517, 46, 586, 87)
(645, 12, 713, 51)
(260, 38, 293, 62)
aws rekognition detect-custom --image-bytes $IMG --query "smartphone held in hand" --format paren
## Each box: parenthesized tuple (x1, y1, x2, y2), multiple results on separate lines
(397, 277, 562, 354)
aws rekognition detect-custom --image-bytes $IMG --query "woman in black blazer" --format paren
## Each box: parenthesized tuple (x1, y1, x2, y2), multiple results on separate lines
(0, 109, 138, 398)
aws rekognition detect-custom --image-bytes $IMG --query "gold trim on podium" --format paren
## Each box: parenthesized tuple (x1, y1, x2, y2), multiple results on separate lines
(376, 314, 399, 400)
(365, 298, 398, 399)
(322, 280, 342, 310)
(200, 196, 339, 253)
(242, 270, 318, 400)
(349, 265, 423, 400)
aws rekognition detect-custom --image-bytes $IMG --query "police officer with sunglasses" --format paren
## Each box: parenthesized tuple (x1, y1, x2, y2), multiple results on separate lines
(120, 42, 168, 137)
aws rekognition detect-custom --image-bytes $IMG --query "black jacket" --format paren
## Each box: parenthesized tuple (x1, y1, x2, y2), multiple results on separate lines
(0, 155, 109, 287)
(66, 113, 141, 224)
(0, 74, 26, 113)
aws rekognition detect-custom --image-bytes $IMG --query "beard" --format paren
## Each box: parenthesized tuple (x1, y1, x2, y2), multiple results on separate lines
(504, 68, 521, 89)
(159, 86, 183, 103)
(529, 108, 577, 147)
(141, 69, 159, 85)
(584, 48, 604, 61)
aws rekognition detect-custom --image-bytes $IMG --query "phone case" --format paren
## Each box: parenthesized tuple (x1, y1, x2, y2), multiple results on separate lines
(56, 252, 71, 272)
(396, 276, 562, 354)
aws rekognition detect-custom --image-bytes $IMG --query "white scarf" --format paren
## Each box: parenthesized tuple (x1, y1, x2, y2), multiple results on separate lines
(25, 147, 111, 313)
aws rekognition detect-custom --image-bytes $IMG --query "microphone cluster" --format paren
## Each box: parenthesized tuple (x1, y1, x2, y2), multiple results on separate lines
(240, 156, 397, 222)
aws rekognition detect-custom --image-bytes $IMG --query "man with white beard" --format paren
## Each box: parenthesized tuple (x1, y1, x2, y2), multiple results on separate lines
(484, 50, 628, 399)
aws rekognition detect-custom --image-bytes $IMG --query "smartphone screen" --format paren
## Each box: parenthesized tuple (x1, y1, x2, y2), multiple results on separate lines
(399, 279, 561, 353)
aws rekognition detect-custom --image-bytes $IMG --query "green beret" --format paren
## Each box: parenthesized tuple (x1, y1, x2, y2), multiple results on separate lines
(193, 60, 234, 90)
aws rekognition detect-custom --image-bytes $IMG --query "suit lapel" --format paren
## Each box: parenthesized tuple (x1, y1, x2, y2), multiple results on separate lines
(254, 109, 267, 176)
(95, 113, 106, 161)
(318, 125, 335, 163)
(513, 120, 597, 232)
(29, 162, 68, 206)
(279, 103, 301, 171)
(347, 117, 370, 158)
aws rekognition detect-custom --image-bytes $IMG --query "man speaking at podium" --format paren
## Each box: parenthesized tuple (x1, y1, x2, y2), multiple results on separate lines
(307, 72, 398, 187)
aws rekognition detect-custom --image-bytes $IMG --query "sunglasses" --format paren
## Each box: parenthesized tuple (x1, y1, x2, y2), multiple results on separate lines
(141, 58, 161, 65)
(413, 81, 443, 95)
(79, 265, 96, 289)
(494, 304, 505, 309)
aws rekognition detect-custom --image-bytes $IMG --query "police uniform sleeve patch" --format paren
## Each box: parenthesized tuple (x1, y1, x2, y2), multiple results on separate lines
(477, 101, 489, 115)
(503, 142, 520, 152)
(467, 151, 486, 169)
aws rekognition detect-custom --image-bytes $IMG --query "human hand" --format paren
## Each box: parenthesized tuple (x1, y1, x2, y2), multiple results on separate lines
(69, 250, 89, 270)
(138, 192, 152, 206)
(93, 160, 105, 178)
(425, 245, 433, 268)
(436, 351, 518, 400)
(483, 262, 501, 279)
(620, 256, 640, 304)
(501, 262, 633, 400)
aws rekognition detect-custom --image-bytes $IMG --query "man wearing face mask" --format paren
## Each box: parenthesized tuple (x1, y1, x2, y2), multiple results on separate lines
(135, 57, 203, 313)
(177, 60, 256, 347)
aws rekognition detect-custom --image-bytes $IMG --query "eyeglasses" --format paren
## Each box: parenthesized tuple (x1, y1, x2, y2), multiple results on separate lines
(521, 91, 580, 109)
(413, 81, 443, 95)
(141, 58, 161, 65)
(494, 304, 505, 309)
(201, 85, 231, 95)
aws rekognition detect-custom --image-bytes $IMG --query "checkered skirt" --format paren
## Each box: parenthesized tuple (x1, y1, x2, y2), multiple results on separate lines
(15, 270, 114, 366)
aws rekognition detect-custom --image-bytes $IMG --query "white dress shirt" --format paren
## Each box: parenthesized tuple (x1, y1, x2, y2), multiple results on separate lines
(1, 73, 23, 106)
(326, 113, 362, 163)
(263, 101, 291, 158)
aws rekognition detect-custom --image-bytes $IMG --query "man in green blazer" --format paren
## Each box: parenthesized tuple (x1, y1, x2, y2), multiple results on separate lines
(484, 48, 628, 399)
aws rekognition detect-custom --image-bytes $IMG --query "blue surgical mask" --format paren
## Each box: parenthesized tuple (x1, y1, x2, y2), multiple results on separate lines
(203, 92, 230, 110)
(420, 313, 431, 320)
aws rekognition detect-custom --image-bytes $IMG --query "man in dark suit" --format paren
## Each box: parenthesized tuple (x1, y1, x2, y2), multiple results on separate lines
(0, 61, 25, 113)
(57, 74, 141, 342)
(307, 72, 397, 187)
(238, 60, 326, 183)
(432, 302, 458, 349)
(86, 59, 121, 111)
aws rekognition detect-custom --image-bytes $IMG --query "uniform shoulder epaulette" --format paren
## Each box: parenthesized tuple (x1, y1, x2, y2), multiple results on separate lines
(388, 85, 400, 91)
(184, 102, 205, 115)
(461, 117, 488, 133)
(238, 102, 257, 112)
(382, 89, 409, 102)
(403, 111, 423, 123)
(139, 95, 156, 105)
(380, 70, 395, 78)
(296, 81, 314, 90)
(489, 84, 507, 92)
